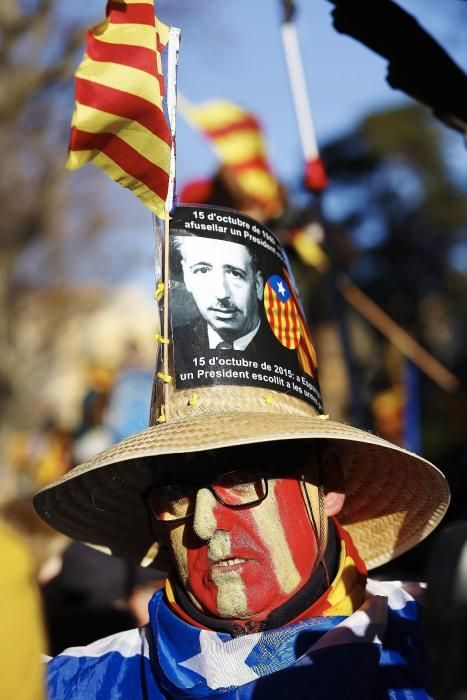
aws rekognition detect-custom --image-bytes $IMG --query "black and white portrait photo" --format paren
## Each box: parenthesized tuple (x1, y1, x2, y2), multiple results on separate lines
(173, 234, 264, 352)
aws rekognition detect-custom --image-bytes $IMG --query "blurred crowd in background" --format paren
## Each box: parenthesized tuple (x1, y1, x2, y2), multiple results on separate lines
(1, 333, 166, 660)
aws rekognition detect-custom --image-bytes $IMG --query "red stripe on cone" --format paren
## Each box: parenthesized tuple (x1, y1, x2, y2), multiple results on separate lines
(283, 268, 317, 374)
(290, 299, 301, 348)
(283, 297, 291, 347)
(70, 127, 169, 201)
(264, 285, 273, 329)
(278, 294, 286, 345)
(75, 78, 171, 146)
(291, 300, 301, 347)
(265, 285, 277, 336)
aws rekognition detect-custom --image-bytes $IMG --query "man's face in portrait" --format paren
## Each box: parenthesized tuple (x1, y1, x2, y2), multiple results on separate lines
(179, 237, 264, 341)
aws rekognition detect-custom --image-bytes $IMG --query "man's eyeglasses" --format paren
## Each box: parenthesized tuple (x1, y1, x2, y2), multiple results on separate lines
(145, 470, 268, 522)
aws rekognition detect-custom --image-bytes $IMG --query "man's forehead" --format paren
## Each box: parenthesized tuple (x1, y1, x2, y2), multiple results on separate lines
(180, 236, 252, 265)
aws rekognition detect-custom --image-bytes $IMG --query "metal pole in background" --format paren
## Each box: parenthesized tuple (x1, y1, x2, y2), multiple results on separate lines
(279, 0, 366, 427)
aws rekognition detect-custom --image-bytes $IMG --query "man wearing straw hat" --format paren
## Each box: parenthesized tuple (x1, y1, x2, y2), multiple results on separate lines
(36, 206, 449, 699)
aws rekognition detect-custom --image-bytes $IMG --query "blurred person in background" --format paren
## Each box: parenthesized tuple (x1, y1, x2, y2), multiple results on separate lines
(1, 497, 164, 656)
(0, 498, 68, 586)
(0, 523, 46, 700)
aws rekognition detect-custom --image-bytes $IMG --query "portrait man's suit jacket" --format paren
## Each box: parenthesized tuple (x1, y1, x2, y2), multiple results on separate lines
(173, 312, 303, 380)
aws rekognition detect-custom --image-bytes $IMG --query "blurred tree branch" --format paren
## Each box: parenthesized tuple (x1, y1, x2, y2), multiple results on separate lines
(0, 1, 201, 434)
(0, 2, 99, 427)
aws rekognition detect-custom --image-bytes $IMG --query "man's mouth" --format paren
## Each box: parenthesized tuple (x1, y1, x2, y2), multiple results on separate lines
(211, 556, 248, 571)
(210, 306, 238, 315)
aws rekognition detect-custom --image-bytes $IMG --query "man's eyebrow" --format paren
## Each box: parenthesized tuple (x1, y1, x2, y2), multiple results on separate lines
(189, 260, 212, 269)
(223, 264, 247, 274)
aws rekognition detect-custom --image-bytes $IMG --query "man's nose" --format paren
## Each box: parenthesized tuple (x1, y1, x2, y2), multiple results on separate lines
(192, 488, 218, 541)
(212, 271, 230, 300)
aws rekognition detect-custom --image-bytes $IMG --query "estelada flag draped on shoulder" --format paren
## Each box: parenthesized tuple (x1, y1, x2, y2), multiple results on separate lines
(67, 0, 171, 219)
(189, 100, 283, 219)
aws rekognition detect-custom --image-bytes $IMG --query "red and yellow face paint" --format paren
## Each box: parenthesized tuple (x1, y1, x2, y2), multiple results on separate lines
(168, 476, 319, 622)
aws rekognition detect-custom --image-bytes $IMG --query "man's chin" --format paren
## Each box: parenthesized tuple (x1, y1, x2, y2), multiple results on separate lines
(208, 319, 241, 334)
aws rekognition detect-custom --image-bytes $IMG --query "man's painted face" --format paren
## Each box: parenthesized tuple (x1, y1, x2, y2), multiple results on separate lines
(180, 237, 264, 340)
(167, 474, 318, 621)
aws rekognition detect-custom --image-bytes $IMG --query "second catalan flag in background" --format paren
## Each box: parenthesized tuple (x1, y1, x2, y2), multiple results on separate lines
(67, 0, 171, 219)
(188, 100, 283, 219)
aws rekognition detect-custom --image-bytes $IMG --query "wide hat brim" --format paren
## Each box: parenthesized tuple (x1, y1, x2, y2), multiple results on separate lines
(34, 411, 449, 571)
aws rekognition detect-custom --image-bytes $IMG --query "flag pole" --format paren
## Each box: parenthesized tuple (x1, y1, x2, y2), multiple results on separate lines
(161, 26, 181, 423)
(279, 0, 366, 426)
(280, 0, 327, 192)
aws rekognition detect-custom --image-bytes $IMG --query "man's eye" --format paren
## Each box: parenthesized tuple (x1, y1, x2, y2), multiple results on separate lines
(227, 269, 245, 280)
(193, 266, 210, 275)
(165, 495, 194, 517)
(168, 496, 189, 511)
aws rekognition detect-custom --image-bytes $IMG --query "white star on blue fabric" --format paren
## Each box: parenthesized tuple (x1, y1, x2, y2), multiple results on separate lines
(276, 280, 287, 297)
(179, 629, 261, 690)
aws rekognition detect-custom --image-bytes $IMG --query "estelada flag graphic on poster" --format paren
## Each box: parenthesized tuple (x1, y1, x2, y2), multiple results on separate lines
(264, 273, 317, 376)
(264, 275, 301, 350)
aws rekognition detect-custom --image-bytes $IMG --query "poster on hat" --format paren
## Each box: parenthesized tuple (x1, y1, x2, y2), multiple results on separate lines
(168, 205, 323, 413)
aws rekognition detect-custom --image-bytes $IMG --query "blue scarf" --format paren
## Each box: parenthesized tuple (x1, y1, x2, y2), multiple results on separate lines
(47, 579, 433, 699)
(46, 525, 433, 699)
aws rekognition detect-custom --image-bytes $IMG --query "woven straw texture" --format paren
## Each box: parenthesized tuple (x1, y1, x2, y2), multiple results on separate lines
(34, 405, 450, 571)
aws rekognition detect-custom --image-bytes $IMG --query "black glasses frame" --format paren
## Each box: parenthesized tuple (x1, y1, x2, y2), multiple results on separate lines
(144, 470, 269, 523)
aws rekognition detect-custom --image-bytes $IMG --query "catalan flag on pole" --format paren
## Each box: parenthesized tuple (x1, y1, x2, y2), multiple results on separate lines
(187, 100, 283, 218)
(67, 0, 172, 219)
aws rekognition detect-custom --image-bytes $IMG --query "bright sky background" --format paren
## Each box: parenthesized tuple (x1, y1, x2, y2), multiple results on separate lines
(165, 0, 467, 188)
(171, 0, 406, 188)
(56, 0, 467, 287)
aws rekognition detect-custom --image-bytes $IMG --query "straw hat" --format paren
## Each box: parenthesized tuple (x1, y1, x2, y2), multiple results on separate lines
(34, 205, 450, 571)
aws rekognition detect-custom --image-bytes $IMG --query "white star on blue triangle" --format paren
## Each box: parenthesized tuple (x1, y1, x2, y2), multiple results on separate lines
(267, 274, 291, 302)
(179, 629, 261, 690)
(276, 280, 287, 297)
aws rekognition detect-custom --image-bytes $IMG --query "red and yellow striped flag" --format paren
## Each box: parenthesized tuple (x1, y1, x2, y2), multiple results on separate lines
(67, 0, 171, 218)
(188, 101, 283, 218)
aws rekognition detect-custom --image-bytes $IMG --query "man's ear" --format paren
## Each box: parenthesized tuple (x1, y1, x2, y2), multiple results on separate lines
(255, 270, 264, 300)
(321, 447, 346, 517)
